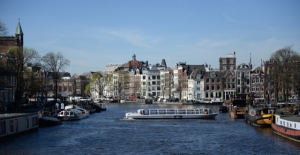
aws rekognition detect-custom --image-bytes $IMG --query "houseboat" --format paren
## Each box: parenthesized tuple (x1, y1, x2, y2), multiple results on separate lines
(271, 113, 300, 143)
(244, 106, 276, 126)
(0, 112, 39, 139)
(125, 108, 218, 119)
(57, 107, 89, 121)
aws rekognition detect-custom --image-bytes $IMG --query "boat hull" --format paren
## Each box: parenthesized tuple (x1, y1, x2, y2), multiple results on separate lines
(272, 123, 300, 142)
(126, 114, 217, 119)
(245, 113, 274, 126)
(125, 108, 218, 119)
(271, 114, 300, 142)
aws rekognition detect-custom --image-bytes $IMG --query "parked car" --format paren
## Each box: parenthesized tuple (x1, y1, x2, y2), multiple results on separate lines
(158, 98, 165, 102)
(171, 98, 179, 102)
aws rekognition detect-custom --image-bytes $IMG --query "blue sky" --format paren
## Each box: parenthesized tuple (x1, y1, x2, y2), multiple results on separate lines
(1, 0, 300, 75)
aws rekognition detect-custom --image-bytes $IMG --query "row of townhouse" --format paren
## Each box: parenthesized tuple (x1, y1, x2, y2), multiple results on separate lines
(93, 52, 272, 103)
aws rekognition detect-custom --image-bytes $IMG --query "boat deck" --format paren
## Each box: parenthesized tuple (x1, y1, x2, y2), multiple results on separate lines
(277, 115, 300, 122)
(0, 113, 34, 120)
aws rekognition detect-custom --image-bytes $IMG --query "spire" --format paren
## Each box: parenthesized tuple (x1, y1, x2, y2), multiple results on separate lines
(161, 59, 166, 67)
(15, 19, 23, 35)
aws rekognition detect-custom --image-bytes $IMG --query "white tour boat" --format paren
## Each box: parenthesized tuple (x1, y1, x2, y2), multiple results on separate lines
(125, 108, 218, 119)
(57, 107, 89, 121)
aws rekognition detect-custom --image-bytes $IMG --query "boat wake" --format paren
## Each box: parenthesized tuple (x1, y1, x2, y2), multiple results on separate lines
(121, 117, 135, 121)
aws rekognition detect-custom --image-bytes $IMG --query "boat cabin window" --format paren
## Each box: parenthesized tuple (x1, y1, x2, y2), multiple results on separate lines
(0, 121, 5, 135)
(10, 120, 14, 132)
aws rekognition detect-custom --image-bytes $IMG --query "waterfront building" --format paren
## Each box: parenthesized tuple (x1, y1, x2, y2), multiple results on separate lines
(0, 20, 23, 111)
(219, 53, 236, 100)
(160, 68, 173, 99)
(45, 72, 77, 98)
(203, 68, 224, 101)
(141, 65, 159, 99)
(173, 62, 188, 100)
(250, 67, 265, 104)
(236, 63, 252, 99)
(186, 65, 206, 101)
(219, 52, 236, 71)
(222, 70, 236, 100)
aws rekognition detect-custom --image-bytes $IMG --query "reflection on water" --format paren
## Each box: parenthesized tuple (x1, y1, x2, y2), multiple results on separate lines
(0, 103, 299, 155)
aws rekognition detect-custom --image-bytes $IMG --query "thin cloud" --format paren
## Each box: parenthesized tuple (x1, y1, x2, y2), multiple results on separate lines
(222, 13, 240, 24)
(92, 27, 162, 48)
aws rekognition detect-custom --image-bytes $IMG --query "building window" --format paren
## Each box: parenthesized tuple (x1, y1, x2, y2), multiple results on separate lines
(143, 76, 146, 80)
(69, 86, 72, 92)
(222, 59, 226, 64)
(10, 120, 14, 132)
(206, 85, 209, 90)
(212, 85, 214, 90)
(222, 66, 226, 70)
(152, 76, 156, 79)
(157, 86, 161, 90)
(152, 81, 156, 85)
(212, 79, 214, 83)
(32, 117, 38, 126)
(0, 121, 5, 135)
(232, 84, 235, 88)
(64, 86, 67, 92)
(15, 119, 18, 132)
(232, 78, 235, 83)
(157, 76, 160, 80)
(206, 79, 209, 83)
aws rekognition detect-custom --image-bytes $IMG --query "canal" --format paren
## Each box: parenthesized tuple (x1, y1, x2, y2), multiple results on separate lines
(0, 103, 299, 155)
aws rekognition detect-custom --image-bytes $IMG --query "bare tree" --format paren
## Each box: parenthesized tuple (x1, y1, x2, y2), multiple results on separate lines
(114, 70, 129, 100)
(41, 52, 70, 102)
(0, 20, 8, 36)
(270, 46, 300, 102)
(176, 70, 187, 101)
(6, 47, 39, 110)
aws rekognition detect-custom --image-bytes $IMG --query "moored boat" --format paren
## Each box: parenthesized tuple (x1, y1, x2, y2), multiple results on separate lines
(125, 108, 218, 119)
(0, 112, 39, 139)
(57, 107, 89, 121)
(245, 106, 276, 126)
(271, 113, 300, 143)
(39, 116, 62, 127)
(219, 106, 228, 113)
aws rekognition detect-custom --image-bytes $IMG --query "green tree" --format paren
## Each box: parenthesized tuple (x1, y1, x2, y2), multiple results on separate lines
(84, 84, 90, 96)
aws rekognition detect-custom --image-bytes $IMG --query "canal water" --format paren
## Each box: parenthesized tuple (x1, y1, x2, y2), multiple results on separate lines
(0, 103, 300, 155)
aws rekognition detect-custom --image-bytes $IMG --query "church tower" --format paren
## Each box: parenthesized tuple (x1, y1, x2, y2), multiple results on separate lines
(15, 19, 23, 47)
